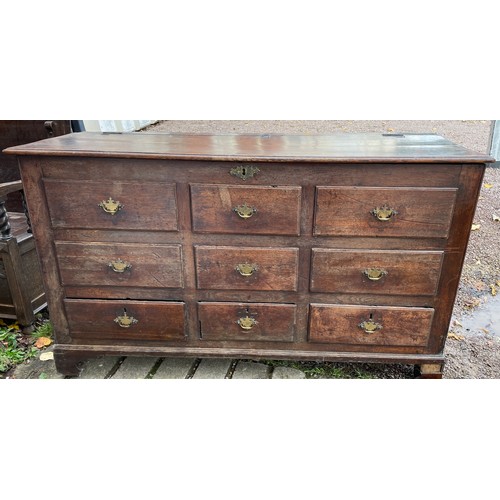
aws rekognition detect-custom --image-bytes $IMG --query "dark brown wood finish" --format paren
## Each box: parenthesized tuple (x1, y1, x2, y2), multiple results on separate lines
(314, 187, 457, 238)
(5, 132, 492, 163)
(64, 299, 186, 341)
(190, 184, 301, 235)
(309, 304, 434, 347)
(198, 302, 296, 342)
(195, 245, 299, 291)
(55, 242, 183, 289)
(4, 132, 493, 377)
(43, 179, 178, 231)
(310, 249, 444, 296)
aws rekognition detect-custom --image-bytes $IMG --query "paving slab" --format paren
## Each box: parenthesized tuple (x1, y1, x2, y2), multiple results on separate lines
(79, 356, 122, 379)
(191, 358, 232, 379)
(153, 357, 196, 379)
(232, 361, 270, 379)
(271, 366, 306, 379)
(110, 357, 158, 379)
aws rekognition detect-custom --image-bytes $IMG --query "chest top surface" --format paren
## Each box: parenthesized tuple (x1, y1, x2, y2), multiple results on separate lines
(3, 131, 495, 163)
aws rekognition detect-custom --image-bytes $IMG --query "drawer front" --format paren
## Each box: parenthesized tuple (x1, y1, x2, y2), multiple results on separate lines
(198, 302, 296, 341)
(195, 246, 299, 291)
(190, 184, 301, 235)
(309, 304, 433, 347)
(65, 299, 185, 341)
(44, 179, 178, 231)
(314, 187, 457, 238)
(310, 249, 443, 296)
(56, 242, 183, 288)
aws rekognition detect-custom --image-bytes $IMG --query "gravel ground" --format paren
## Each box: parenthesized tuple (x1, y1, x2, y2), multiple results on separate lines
(144, 120, 500, 378)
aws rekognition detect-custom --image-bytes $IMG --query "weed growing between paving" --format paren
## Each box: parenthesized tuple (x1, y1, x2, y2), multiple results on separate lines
(0, 315, 53, 375)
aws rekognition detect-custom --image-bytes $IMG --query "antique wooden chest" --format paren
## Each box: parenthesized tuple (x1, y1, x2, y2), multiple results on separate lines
(4, 132, 494, 377)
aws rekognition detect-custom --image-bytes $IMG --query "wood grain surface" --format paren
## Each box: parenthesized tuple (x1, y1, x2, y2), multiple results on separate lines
(4, 132, 495, 163)
(190, 184, 301, 235)
(198, 302, 296, 342)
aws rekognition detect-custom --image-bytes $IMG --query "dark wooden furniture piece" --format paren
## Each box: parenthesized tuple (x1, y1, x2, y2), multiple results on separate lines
(0, 120, 70, 326)
(0, 180, 46, 326)
(4, 132, 494, 377)
(0, 121, 71, 211)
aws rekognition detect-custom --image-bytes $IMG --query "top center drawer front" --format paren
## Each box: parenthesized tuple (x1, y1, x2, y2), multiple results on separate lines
(190, 184, 301, 235)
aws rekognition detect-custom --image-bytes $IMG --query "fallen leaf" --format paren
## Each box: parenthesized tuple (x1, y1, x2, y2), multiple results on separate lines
(448, 332, 464, 341)
(34, 337, 52, 349)
(453, 319, 464, 328)
(496, 280, 500, 287)
(471, 224, 481, 231)
(464, 297, 481, 309)
(480, 328, 490, 334)
(484, 183, 493, 189)
(40, 351, 54, 361)
(490, 284, 497, 296)
(473, 280, 487, 291)
(387, 128, 394, 132)
(493, 214, 500, 222)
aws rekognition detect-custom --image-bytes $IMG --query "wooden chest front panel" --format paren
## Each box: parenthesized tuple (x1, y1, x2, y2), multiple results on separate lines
(310, 249, 444, 296)
(309, 304, 434, 347)
(43, 179, 178, 231)
(64, 299, 186, 341)
(198, 302, 296, 341)
(195, 245, 299, 291)
(314, 187, 457, 238)
(55, 242, 183, 289)
(8, 132, 490, 373)
(190, 184, 302, 235)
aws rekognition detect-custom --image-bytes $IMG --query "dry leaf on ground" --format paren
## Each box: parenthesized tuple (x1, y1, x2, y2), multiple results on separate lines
(471, 224, 481, 231)
(493, 214, 500, 222)
(448, 332, 465, 341)
(484, 183, 494, 188)
(490, 284, 497, 296)
(34, 337, 52, 349)
(40, 352, 54, 361)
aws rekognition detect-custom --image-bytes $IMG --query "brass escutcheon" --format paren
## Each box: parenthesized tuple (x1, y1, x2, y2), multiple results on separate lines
(99, 197, 123, 215)
(108, 259, 132, 273)
(233, 203, 257, 219)
(230, 165, 260, 180)
(235, 263, 258, 277)
(114, 311, 138, 328)
(237, 316, 258, 330)
(363, 268, 388, 281)
(371, 205, 397, 221)
(358, 319, 383, 334)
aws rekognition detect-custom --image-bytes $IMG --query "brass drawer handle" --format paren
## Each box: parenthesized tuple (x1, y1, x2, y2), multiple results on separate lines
(237, 316, 258, 330)
(108, 259, 132, 273)
(358, 318, 383, 334)
(114, 310, 138, 328)
(233, 203, 257, 219)
(235, 263, 258, 277)
(363, 268, 387, 281)
(99, 197, 123, 215)
(371, 205, 397, 221)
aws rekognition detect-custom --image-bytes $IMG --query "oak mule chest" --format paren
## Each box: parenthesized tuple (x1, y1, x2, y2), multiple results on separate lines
(5, 132, 494, 377)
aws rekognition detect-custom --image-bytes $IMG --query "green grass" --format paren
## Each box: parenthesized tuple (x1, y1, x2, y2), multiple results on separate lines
(263, 359, 376, 379)
(0, 318, 53, 374)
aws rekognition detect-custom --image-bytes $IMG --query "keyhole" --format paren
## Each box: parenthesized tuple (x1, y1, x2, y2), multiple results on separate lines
(241, 167, 247, 177)
(369, 313, 373, 320)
